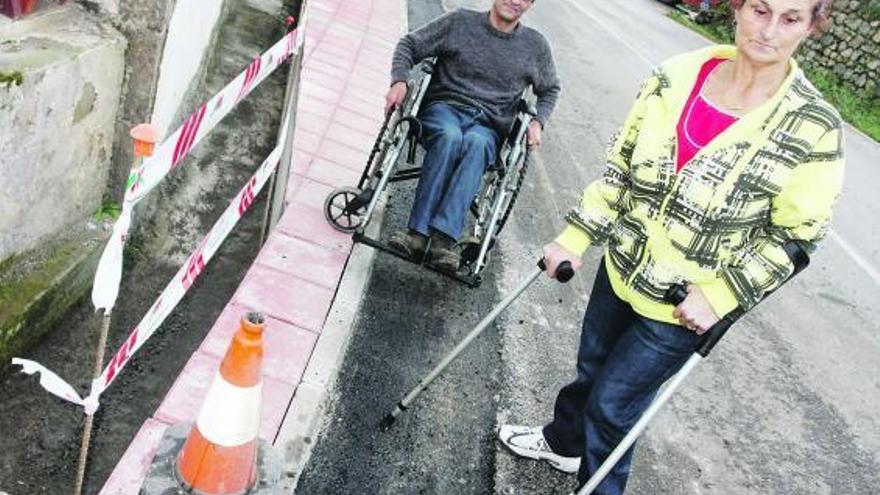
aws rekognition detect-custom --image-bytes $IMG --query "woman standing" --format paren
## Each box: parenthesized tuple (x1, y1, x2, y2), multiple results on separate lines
(498, 0, 845, 493)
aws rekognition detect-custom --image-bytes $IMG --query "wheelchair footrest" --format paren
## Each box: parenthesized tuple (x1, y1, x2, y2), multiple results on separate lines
(353, 232, 483, 288)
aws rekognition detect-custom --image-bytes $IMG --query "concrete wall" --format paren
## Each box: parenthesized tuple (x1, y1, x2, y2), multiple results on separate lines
(0, 4, 126, 261)
(107, 0, 177, 194)
(0, 3, 125, 362)
(152, 0, 225, 136)
(0, 0, 278, 364)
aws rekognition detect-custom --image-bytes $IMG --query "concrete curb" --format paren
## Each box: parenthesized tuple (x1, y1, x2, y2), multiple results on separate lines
(273, 212, 381, 492)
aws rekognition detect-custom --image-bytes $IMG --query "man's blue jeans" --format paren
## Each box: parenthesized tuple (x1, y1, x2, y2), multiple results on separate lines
(543, 261, 701, 494)
(408, 102, 499, 240)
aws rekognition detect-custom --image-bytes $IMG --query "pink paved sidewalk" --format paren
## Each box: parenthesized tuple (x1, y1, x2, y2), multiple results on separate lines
(100, 0, 402, 492)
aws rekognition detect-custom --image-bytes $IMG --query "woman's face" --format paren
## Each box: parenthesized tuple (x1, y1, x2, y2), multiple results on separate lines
(734, 0, 817, 65)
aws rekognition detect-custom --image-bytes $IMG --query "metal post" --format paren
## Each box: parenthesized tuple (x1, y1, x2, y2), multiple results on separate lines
(73, 311, 112, 495)
(262, 8, 307, 244)
(73, 124, 157, 495)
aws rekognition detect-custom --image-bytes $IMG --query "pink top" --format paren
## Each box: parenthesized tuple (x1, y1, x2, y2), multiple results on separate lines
(675, 58, 739, 172)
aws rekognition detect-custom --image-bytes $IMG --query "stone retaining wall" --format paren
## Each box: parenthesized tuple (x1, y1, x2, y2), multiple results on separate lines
(800, 0, 880, 97)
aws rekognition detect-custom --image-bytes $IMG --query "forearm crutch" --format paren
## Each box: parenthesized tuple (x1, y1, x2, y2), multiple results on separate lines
(380, 258, 575, 430)
(574, 241, 810, 495)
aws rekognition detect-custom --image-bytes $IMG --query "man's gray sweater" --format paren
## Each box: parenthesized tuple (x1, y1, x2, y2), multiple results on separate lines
(391, 8, 561, 135)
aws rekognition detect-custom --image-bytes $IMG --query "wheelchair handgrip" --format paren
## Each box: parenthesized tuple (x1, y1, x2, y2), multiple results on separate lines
(537, 259, 575, 283)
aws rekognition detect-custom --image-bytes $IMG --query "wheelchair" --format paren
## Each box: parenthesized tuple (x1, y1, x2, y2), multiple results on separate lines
(323, 59, 536, 287)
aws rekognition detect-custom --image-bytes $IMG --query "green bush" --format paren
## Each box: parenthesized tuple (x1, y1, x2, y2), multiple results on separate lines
(866, 0, 880, 21)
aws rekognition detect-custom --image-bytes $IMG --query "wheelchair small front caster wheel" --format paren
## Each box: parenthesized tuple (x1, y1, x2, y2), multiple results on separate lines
(325, 187, 368, 233)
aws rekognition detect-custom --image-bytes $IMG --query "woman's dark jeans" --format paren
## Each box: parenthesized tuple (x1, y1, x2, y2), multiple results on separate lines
(543, 261, 701, 494)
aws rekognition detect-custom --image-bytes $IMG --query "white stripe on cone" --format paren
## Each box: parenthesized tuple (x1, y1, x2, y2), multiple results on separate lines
(196, 375, 262, 447)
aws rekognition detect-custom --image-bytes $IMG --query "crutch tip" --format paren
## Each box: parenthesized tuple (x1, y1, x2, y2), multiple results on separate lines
(378, 414, 396, 431)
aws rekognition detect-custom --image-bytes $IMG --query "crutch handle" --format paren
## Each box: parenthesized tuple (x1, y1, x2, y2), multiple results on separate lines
(663, 284, 689, 305)
(537, 259, 575, 283)
(663, 240, 810, 357)
(664, 282, 742, 357)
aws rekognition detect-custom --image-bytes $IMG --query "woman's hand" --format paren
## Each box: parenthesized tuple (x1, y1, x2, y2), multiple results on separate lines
(542, 242, 582, 279)
(672, 285, 720, 335)
(384, 81, 408, 113)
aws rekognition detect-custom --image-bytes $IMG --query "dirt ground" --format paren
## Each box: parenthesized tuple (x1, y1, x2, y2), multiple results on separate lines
(0, 216, 263, 494)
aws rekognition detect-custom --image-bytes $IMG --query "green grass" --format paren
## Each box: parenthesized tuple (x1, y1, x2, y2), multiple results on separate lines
(667, 10, 880, 141)
(668, 10, 733, 44)
(91, 194, 122, 222)
(808, 69, 880, 141)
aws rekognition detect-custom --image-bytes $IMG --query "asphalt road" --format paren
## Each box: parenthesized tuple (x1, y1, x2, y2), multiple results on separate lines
(298, 1, 880, 494)
(295, 1, 504, 494)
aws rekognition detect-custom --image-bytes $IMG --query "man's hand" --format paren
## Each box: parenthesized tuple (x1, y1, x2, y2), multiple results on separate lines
(527, 120, 543, 149)
(542, 242, 582, 279)
(385, 81, 408, 113)
(672, 285, 720, 335)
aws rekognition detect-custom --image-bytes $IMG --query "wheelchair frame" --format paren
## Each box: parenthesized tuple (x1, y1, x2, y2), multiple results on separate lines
(323, 59, 535, 287)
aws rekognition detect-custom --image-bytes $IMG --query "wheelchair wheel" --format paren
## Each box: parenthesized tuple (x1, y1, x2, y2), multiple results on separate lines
(472, 148, 530, 242)
(324, 187, 370, 233)
(495, 148, 529, 235)
(461, 147, 529, 275)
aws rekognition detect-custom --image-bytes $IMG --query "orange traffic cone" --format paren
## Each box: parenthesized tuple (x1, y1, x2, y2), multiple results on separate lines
(176, 312, 265, 495)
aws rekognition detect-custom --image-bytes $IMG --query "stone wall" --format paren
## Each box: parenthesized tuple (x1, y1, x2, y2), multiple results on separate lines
(799, 0, 880, 97)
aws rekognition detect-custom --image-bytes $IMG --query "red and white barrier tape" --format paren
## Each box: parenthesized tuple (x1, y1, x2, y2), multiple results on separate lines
(13, 125, 287, 414)
(92, 26, 304, 313)
(11, 23, 306, 414)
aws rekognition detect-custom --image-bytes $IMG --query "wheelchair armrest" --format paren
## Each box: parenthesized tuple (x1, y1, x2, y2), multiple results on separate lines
(417, 57, 437, 75)
(517, 99, 538, 117)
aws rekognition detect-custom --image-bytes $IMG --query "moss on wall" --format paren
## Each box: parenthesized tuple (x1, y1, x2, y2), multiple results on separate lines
(0, 235, 104, 365)
(0, 71, 24, 87)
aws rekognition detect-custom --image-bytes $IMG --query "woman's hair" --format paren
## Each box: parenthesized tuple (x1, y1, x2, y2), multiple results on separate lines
(730, 0, 834, 33)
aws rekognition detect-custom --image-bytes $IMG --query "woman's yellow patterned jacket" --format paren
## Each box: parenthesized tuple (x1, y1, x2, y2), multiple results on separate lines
(556, 45, 845, 324)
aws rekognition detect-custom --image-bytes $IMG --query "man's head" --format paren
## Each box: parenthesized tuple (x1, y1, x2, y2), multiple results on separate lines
(491, 0, 535, 24)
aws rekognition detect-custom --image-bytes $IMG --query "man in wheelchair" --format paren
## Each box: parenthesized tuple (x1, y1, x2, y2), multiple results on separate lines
(384, 0, 560, 272)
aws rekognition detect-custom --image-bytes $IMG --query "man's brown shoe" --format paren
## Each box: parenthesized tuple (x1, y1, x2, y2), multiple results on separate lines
(427, 231, 460, 273)
(388, 230, 428, 261)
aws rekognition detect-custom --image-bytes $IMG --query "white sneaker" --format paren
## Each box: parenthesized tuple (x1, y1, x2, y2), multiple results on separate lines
(497, 425, 581, 474)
